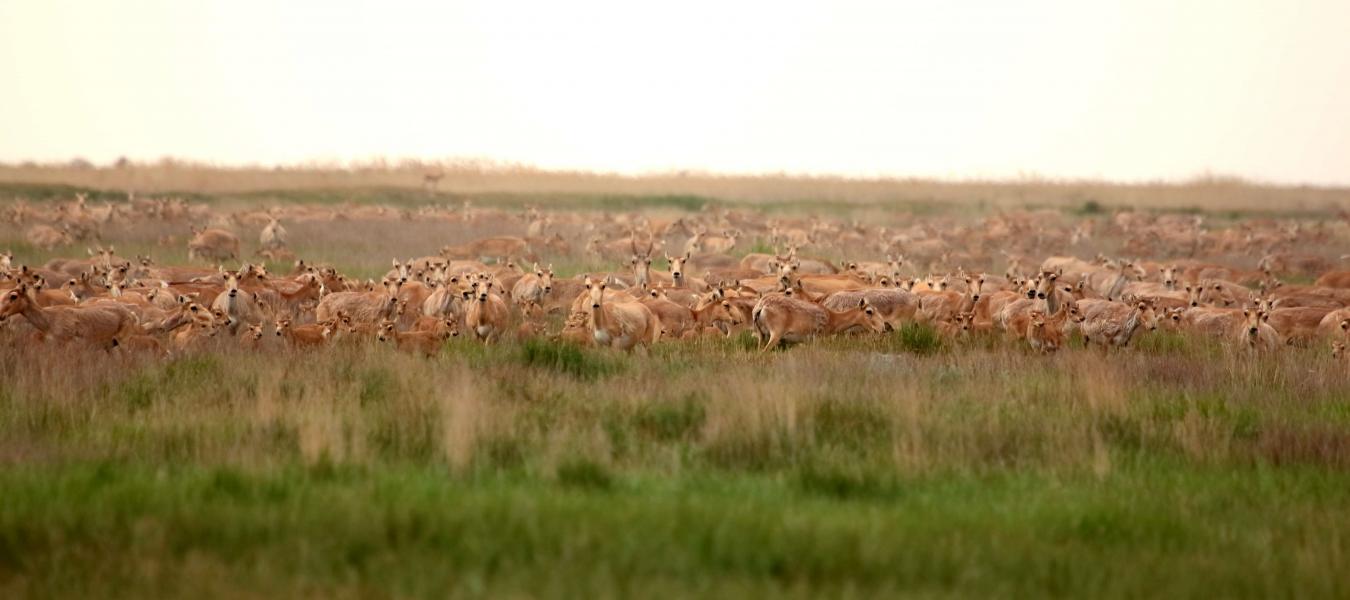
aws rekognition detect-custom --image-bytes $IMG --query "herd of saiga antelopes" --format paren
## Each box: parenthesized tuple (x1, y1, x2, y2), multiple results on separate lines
(4, 193, 1350, 359)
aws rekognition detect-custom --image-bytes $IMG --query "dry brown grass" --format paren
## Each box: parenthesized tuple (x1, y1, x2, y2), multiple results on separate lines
(1, 333, 1346, 480)
(4, 159, 1349, 211)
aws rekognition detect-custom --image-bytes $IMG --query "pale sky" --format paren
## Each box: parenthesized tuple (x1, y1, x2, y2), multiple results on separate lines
(2, 0, 1348, 184)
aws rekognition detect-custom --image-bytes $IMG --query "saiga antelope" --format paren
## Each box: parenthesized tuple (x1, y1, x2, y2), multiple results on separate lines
(699, 230, 741, 254)
(1236, 309, 1280, 352)
(464, 279, 510, 343)
(751, 294, 884, 352)
(510, 264, 555, 308)
(210, 270, 266, 334)
(1076, 299, 1158, 348)
(629, 236, 656, 289)
(1025, 306, 1070, 353)
(275, 317, 339, 349)
(377, 318, 457, 356)
(25, 225, 74, 250)
(259, 217, 288, 250)
(0, 283, 138, 348)
(187, 226, 241, 263)
(585, 277, 661, 352)
(823, 289, 920, 331)
(315, 279, 401, 327)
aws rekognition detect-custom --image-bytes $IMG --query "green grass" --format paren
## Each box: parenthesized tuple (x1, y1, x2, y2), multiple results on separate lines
(1, 338, 1348, 597)
(892, 322, 944, 355)
(517, 338, 622, 380)
(0, 462, 1345, 598)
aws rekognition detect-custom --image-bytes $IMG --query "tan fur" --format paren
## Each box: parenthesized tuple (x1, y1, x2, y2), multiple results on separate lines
(1315, 309, 1350, 339)
(586, 279, 661, 352)
(377, 318, 456, 356)
(239, 324, 267, 350)
(315, 281, 400, 326)
(1259, 252, 1331, 278)
(259, 218, 288, 250)
(274, 318, 336, 349)
(919, 274, 984, 323)
(751, 294, 883, 352)
(464, 280, 511, 343)
(639, 293, 698, 338)
(210, 271, 267, 334)
(698, 230, 741, 255)
(1236, 309, 1280, 351)
(1077, 300, 1157, 347)
(510, 265, 555, 307)
(559, 311, 593, 345)
(1265, 307, 1334, 344)
(1181, 307, 1245, 337)
(0, 284, 138, 348)
(25, 225, 73, 250)
(794, 274, 868, 297)
(1025, 307, 1070, 353)
(440, 236, 533, 262)
(823, 289, 919, 330)
(110, 334, 165, 357)
(1314, 270, 1350, 289)
(187, 227, 241, 262)
(171, 304, 224, 351)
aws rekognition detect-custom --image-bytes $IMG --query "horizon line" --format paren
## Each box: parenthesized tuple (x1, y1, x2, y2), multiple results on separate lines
(2, 156, 1347, 191)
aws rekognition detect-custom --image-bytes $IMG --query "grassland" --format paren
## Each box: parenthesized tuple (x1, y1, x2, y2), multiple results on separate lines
(2, 172, 1350, 597)
(4, 159, 1350, 213)
(2, 331, 1349, 598)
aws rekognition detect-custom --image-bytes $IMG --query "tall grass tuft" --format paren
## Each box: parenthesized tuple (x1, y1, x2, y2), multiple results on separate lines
(555, 458, 614, 491)
(633, 393, 707, 442)
(891, 322, 943, 355)
(517, 338, 621, 380)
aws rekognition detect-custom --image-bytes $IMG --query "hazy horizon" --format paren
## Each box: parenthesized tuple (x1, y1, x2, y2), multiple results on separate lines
(3, 0, 1349, 185)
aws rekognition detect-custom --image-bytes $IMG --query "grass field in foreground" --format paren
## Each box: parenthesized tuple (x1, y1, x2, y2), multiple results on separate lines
(1, 332, 1348, 597)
